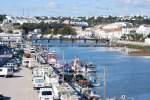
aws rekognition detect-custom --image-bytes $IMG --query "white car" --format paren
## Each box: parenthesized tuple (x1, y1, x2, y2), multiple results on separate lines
(30, 48, 35, 53)
(39, 87, 54, 100)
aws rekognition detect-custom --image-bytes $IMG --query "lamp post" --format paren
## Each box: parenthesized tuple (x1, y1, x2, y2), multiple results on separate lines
(62, 48, 65, 85)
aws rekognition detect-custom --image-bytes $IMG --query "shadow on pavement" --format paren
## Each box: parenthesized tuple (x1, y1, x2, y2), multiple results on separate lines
(3, 96, 11, 100)
(12, 75, 24, 78)
(5, 75, 24, 78)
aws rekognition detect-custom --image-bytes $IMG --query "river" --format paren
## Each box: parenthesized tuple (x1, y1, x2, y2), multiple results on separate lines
(33, 40, 150, 100)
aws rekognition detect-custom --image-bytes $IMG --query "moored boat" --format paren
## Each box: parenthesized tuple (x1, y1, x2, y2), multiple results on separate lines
(47, 51, 57, 65)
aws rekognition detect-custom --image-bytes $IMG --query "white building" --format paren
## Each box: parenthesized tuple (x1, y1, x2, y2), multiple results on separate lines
(76, 27, 95, 38)
(75, 22, 134, 40)
(34, 29, 41, 34)
(12, 29, 24, 34)
(4, 16, 41, 25)
(137, 24, 150, 35)
(145, 38, 150, 44)
(102, 22, 133, 34)
(63, 20, 89, 27)
(0, 32, 22, 44)
(95, 22, 133, 39)
(27, 30, 42, 40)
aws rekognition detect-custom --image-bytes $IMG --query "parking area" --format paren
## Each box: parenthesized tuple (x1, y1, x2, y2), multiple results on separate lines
(0, 67, 39, 100)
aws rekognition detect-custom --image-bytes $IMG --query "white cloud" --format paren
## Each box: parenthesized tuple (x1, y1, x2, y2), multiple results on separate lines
(14, 0, 150, 16)
(125, 0, 134, 4)
(119, 0, 139, 4)
(119, 0, 150, 4)
(47, 0, 59, 9)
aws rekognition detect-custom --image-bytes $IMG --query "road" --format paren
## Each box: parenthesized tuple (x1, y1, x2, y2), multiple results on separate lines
(0, 67, 39, 100)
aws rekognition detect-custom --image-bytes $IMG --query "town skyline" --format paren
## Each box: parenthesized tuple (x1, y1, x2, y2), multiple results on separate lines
(0, 0, 150, 16)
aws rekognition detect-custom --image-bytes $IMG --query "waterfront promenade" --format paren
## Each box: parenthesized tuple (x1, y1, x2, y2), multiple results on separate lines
(0, 67, 39, 100)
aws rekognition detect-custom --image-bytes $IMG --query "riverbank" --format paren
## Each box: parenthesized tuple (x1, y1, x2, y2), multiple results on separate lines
(115, 47, 150, 56)
(113, 40, 150, 56)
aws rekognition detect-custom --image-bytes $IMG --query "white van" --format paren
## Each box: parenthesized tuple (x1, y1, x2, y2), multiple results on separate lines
(22, 58, 36, 69)
(33, 76, 45, 90)
(0, 67, 14, 77)
(39, 87, 54, 100)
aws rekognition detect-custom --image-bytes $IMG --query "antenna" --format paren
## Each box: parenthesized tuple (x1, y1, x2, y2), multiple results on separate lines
(23, 8, 25, 16)
(27, 9, 30, 17)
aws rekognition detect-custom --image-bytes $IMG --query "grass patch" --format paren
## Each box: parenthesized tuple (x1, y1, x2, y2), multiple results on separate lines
(127, 45, 150, 49)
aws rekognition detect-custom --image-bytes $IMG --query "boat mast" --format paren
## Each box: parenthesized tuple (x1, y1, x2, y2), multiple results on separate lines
(62, 48, 65, 84)
(97, 74, 101, 99)
(104, 66, 108, 100)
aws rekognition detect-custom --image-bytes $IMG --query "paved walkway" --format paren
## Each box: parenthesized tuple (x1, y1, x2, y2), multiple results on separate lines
(0, 67, 39, 100)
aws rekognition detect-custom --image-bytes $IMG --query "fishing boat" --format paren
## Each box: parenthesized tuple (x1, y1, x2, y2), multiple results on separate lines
(83, 89, 100, 100)
(91, 81, 100, 87)
(71, 58, 96, 73)
(47, 51, 57, 66)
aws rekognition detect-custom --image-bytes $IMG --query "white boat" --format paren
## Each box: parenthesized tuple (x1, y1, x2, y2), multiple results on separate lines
(84, 68, 96, 73)
(72, 58, 96, 73)
(37, 55, 47, 64)
(47, 52, 57, 65)
(92, 82, 101, 87)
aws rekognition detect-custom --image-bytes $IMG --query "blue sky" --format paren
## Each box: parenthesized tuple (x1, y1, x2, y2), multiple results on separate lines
(0, 0, 150, 16)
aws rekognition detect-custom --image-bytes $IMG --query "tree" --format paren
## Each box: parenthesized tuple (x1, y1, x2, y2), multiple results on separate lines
(126, 33, 145, 41)
(47, 28, 53, 34)
(59, 26, 76, 35)
(20, 22, 76, 35)
(0, 15, 6, 22)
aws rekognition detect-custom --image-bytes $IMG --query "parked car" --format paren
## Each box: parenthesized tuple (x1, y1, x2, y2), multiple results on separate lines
(22, 58, 36, 69)
(30, 48, 35, 53)
(0, 67, 14, 77)
(10, 58, 21, 66)
(4, 62, 18, 71)
(39, 87, 54, 100)
(0, 92, 4, 100)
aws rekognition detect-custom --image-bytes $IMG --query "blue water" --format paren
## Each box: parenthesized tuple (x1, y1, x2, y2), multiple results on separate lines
(34, 40, 150, 100)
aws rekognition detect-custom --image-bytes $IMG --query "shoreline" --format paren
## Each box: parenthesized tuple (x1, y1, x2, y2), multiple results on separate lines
(103, 46, 150, 56)
(113, 41, 150, 56)
(128, 49, 150, 56)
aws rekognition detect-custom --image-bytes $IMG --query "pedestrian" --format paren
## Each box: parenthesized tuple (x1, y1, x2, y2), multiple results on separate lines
(58, 92, 61, 100)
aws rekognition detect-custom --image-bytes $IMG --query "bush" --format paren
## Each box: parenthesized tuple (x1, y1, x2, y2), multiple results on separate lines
(21, 22, 76, 35)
